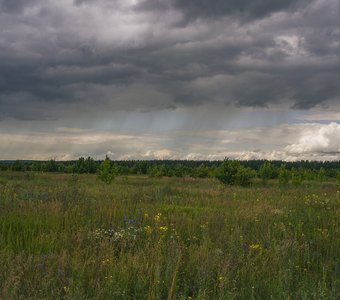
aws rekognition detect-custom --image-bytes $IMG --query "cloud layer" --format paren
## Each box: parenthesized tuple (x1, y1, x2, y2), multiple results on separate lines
(1, 0, 339, 121)
(0, 0, 339, 160)
(1, 121, 340, 161)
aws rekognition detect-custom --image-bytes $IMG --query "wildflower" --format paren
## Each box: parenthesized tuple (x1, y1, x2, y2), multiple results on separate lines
(101, 258, 110, 265)
(249, 244, 262, 251)
(159, 226, 168, 232)
(154, 213, 162, 222)
(218, 276, 224, 281)
(144, 225, 152, 234)
(63, 286, 69, 293)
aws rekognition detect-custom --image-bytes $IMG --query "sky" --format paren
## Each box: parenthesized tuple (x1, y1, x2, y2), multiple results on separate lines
(0, 0, 340, 161)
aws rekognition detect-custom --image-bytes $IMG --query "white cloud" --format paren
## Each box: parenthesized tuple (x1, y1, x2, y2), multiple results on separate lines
(1, 120, 340, 161)
(285, 122, 340, 155)
(144, 149, 175, 160)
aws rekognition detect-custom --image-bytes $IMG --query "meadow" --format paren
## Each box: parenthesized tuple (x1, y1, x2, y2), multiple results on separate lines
(0, 172, 339, 299)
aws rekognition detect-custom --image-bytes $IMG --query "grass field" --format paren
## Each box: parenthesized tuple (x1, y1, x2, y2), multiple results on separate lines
(0, 172, 339, 299)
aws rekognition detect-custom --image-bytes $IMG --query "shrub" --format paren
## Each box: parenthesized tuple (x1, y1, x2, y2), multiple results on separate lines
(259, 161, 275, 185)
(337, 171, 340, 185)
(235, 166, 254, 187)
(278, 165, 290, 186)
(291, 168, 303, 186)
(215, 159, 240, 185)
(193, 164, 209, 178)
(148, 165, 166, 178)
(318, 167, 326, 182)
(97, 157, 118, 184)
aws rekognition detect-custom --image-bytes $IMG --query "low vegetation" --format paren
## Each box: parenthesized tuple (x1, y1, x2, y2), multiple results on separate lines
(2, 158, 340, 187)
(0, 171, 339, 299)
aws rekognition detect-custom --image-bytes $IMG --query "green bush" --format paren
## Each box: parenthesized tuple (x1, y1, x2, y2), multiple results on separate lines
(336, 171, 340, 185)
(318, 167, 326, 182)
(259, 161, 275, 185)
(97, 157, 118, 184)
(291, 169, 303, 186)
(148, 165, 166, 178)
(193, 164, 209, 178)
(278, 165, 290, 186)
(215, 159, 240, 185)
(235, 166, 255, 187)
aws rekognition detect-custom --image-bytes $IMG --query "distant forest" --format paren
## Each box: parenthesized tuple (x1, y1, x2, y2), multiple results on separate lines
(1, 158, 340, 181)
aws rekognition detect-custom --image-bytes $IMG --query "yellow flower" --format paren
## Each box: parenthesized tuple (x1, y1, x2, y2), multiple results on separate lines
(144, 225, 152, 234)
(101, 258, 110, 265)
(63, 286, 69, 293)
(154, 213, 162, 222)
(249, 243, 262, 251)
(159, 226, 168, 232)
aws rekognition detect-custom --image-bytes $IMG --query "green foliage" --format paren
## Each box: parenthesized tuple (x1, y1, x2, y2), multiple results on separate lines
(215, 160, 255, 186)
(259, 161, 275, 185)
(0, 163, 8, 171)
(148, 165, 166, 178)
(234, 166, 255, 186)
(278, 164, 290, 186)
(97, 157, 117, 184)
(2, 159, 340, 186)
(318, 167, 326, 182)
(11, 160, 25, 172)
(215, 159, 240, 185)
(193, 163, 209, 178)
(333, 171, 340, 187)
(46, 159, 58, 172)
(171, 163, 187, 178)
(291, 168, 303, 186)
(74, 157, 97, 174)
(303, 169, 316, 181)
(65, 165, 75, 173)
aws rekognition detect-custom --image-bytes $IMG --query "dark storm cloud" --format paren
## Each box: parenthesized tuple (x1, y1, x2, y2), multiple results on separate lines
(0, 0, 339, 121)
(138, 0, 307, 22)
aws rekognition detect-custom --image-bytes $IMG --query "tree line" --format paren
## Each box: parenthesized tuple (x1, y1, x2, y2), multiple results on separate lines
(1, 157, 340, 186)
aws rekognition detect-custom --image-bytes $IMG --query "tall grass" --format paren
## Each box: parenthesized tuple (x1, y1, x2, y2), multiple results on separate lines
(0, 172, 339, 299)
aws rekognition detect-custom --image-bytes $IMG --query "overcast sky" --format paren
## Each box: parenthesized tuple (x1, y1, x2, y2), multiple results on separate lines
(1, 0, 340, 160)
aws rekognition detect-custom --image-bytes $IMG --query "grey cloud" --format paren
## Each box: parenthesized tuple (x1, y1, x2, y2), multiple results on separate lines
(0, 0, 339, 122)
(290, 72, 340, 109)
(138, 0, 309, 22)
(0, 0, 38, 13)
